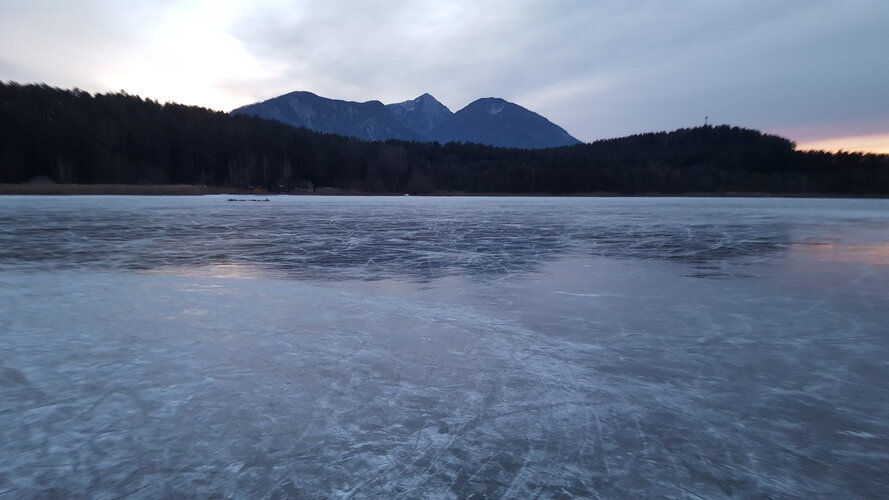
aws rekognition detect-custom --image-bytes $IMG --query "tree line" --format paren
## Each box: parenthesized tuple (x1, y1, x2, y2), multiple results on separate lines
(2, 81, 887, 195)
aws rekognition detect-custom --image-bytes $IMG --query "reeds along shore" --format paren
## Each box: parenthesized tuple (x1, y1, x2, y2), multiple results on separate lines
(2, 183, 888, 198)
(0, 184, 232, 195)
(0, 184, 366, 195)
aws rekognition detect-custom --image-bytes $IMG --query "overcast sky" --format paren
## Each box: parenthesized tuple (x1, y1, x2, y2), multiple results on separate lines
(1, 0, 887, 151)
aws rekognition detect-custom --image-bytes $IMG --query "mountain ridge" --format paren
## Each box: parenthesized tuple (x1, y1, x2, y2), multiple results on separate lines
(5, 81, 888, 196)
(231, 91, 421, 142)
(429, 97, 580, 149)
(385, 93, 453, 138)
(232, 91, 581, 149)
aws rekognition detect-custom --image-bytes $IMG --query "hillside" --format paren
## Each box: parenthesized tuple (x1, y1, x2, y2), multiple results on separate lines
(428, 97, 581, 149)
(233, 90, 581, 149)
(2, 82, 888, 195)
(231, 91, 421, 142)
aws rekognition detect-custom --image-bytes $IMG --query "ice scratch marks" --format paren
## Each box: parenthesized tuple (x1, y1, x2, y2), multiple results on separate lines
(0, 196, 796, 281)
(838, 430, 878, 439)
(553, 291, 607, 297)
(3, 195, 889, 496)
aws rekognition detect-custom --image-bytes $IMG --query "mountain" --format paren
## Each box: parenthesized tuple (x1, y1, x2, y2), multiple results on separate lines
(5, 82, 889, 195)
(430, 97, 581, 149)
(385, 93, 453, 137)
(233, 91, 581, 149)
(231, 91, 421, 142)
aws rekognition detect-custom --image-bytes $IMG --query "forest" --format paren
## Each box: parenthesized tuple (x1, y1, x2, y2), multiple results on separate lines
(2, 81, 888, 195)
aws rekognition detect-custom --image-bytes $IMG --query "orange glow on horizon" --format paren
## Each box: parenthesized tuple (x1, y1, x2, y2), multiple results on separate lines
(796, 133, 889, 155)
(793, 242, 889, 266)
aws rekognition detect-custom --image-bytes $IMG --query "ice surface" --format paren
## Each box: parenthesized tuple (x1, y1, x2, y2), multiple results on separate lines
(1, 196, 888, 497)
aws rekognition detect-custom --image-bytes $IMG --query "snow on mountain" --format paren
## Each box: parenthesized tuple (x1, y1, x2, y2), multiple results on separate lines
(429, 98, 581, 149)
(231, 91, 421, 142)
(385, 93, 453, 137)
(233, 91, 581, 149)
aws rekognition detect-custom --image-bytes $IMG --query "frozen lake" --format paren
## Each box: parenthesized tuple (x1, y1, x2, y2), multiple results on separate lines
(1, 195, 888, 498)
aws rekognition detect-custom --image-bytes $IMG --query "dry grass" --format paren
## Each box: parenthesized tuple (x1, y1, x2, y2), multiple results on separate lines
(0, 183, 884, 198)
(0, 184, 245, 195)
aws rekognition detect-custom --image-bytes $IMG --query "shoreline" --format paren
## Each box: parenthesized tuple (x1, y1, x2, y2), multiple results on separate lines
(0, 183, 886, 199)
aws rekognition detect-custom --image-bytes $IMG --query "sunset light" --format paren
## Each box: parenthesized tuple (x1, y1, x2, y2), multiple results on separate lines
(1, 1, 888, 497)
(797, 133, 889, 154)
(1, 1, 885, 147)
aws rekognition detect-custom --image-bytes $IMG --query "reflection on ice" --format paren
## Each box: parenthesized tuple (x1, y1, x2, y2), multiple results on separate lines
(793, 242, 889, 266)
(152, 262, 272, 280)
(1, 196, 888, 498)
(0, 195, 798, 281)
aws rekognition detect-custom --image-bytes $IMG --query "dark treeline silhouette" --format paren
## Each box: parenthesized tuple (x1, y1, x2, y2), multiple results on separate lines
(2, 82, 888, 195)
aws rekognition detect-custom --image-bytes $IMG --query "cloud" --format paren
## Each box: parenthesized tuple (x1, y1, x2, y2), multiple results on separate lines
(0, 0, 172, 89)
(0, 0, 886, 147)
(227, 0, 887, 144)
